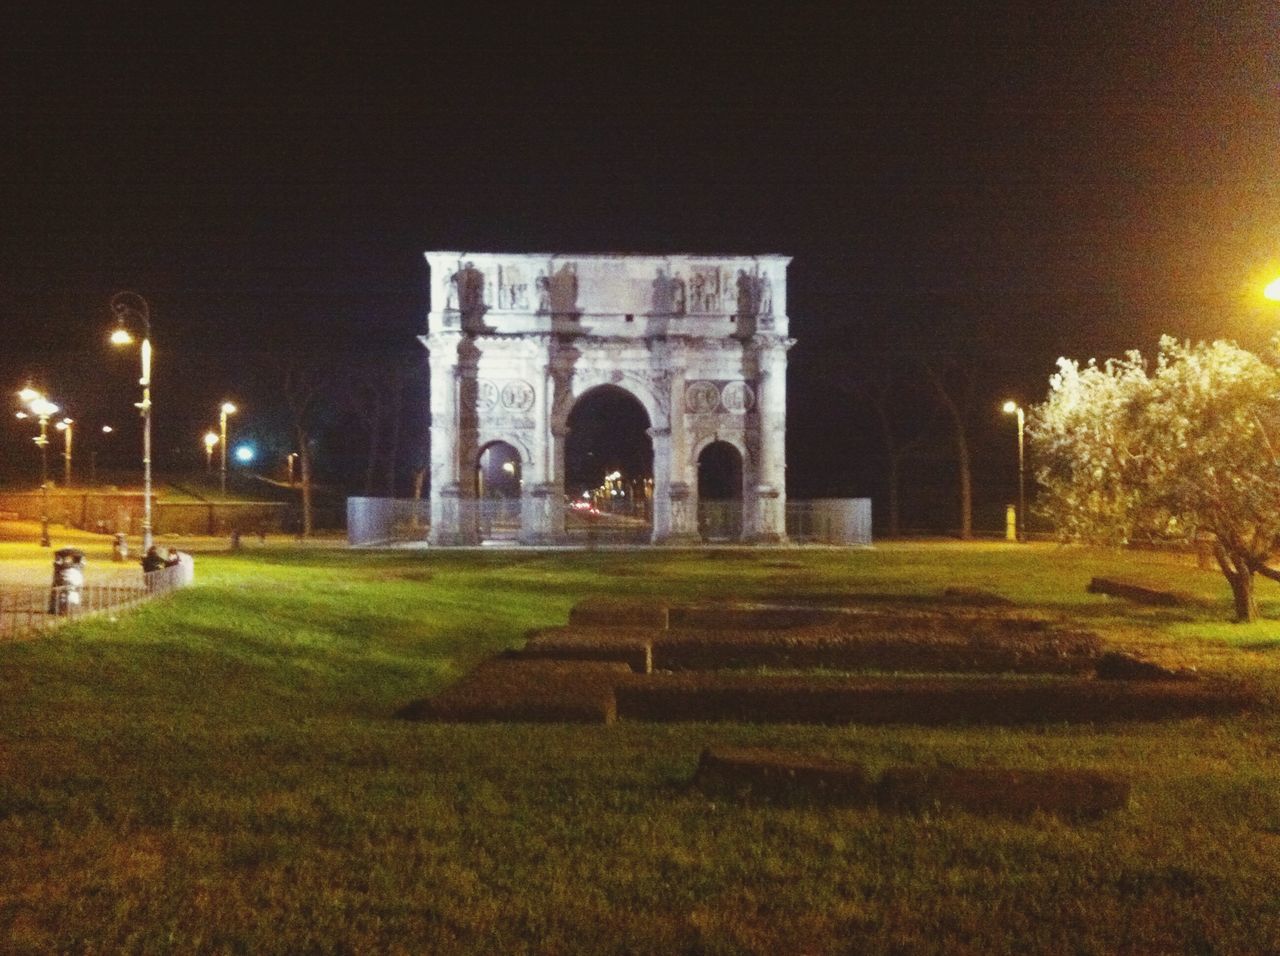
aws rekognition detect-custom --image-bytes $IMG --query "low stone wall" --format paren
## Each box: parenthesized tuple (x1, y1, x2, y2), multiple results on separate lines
(0, 491, 287, 535)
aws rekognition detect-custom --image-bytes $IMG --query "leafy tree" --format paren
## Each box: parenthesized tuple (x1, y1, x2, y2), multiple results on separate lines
(1030, 336, 1280, 621)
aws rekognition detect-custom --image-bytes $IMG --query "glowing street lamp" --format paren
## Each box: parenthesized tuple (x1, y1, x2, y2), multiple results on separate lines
(1265, 276, 1280, 302)
(203, 431, 219, 474)
(17, 389, 60, 547)
(1002, 400, 1026, 543)
(92, 425, 114, 484)
(219, 402, 237, 496)
(110, 291, 154, 551)
(54, 417, 73, 488)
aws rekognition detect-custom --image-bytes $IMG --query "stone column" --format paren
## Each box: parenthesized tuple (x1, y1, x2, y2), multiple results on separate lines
(520, 363, 562, 544)
(747, 340, 789, 543)
(429, 335, 481, 545)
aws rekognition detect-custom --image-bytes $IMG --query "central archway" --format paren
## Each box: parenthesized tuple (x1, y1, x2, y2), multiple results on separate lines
(564, 385, 653, 543)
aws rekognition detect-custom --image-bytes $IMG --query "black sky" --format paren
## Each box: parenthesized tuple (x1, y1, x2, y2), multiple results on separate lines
(2, 2, 1277, 513)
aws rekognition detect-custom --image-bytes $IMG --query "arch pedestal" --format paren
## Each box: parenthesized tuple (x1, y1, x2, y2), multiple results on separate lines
(422, 252, 793, 545)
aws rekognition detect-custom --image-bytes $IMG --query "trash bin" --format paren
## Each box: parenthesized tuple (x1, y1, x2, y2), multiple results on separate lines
(49, 547, 85, 615)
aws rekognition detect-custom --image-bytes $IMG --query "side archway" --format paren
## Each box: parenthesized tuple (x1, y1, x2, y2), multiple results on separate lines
(697, 439, 744, 541)
(475, 440, 522, 540)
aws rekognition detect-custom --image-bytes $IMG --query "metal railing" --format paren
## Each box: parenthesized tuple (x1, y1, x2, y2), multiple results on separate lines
(0, 562, 190, 640)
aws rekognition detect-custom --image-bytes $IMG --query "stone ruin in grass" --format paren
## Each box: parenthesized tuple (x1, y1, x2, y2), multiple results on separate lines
(396, 593, 1253, 821)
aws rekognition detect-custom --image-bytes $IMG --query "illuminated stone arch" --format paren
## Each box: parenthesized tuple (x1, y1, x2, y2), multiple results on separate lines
(421, 252, 793, 545)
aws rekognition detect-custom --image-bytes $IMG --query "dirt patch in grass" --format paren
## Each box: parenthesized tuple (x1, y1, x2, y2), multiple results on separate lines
(522, 626, 655, 673)
(692, 746, 1131, 821)
(616, 674, 1254, 725)
(396, 658, 630, 724)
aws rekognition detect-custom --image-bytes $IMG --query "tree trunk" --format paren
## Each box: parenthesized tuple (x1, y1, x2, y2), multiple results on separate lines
(1215, 544, 1259, 622)
(363, 418, 381, 496)
(926, 364, 974, 540)
(384, 366, 405, 497)
(887, 452, 901, 537)
(956, 428, 972, 540)
(1228, 568, 1258, 622)
(297, 426, 314, 538)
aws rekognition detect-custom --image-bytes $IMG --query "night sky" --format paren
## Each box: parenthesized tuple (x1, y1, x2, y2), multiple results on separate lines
(3, 3, 1277, 527)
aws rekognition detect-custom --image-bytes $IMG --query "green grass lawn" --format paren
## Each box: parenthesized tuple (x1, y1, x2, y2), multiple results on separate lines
(3, 543, 1280, 954)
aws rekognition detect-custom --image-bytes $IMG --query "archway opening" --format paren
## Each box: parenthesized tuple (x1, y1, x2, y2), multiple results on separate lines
(564, 385, 653, 542)
(697, 440, 744, 541)
(476, 441, 522, 540)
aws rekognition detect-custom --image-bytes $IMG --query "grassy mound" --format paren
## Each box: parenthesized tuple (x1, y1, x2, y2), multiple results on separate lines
(568, 597, 670, 628)
(616, 674, 1254, 725)
(522, 625, 655, 673)
(396, 658, 629, 724)
(692, 746, 1130, 820)
(652, 619, 1102, 673)
(1087, 577, 1198, 607)
(692, 746, 874, 804)
(877, 766, 1131, 821)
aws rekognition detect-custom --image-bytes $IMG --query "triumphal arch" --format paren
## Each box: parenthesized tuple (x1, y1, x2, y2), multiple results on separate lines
(421, 252, 793, 545)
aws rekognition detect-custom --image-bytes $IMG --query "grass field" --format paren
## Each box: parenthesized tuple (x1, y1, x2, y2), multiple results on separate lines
(2, 542, 1280, 953)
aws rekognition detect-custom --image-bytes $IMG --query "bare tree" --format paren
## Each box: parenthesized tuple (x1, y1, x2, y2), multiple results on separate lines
(284, 359, 333, 537)
(926, 359, 976, 540)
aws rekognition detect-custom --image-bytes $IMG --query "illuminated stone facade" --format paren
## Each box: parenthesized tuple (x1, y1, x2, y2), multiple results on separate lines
(421, 252, 793, 544)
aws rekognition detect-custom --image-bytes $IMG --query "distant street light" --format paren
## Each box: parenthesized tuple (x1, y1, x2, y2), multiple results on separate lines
(219, 402, 237, 496)
(17, 390, 60, 547)
(110, 291, 155, 552)
(55, 418, 74, 488)
(287, 452, 298, 486)
(92, 425, 114, 484)
(1002, 400, 1026, 543)
(1265, 276, 1280, 302)
(203, 431, 219, 474)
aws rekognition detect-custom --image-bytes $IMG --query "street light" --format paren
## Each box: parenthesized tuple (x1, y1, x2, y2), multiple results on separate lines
(92, 425, 114, 484)
(110, 291, 154, 552)
(17, 390, 59, 547)
(1265, 276, 1280, 302)
(219, 402, 237, 496)
(203, 431, 219, 474)
(1002, 400, 1026, 543)
(55, 418, 73, 488)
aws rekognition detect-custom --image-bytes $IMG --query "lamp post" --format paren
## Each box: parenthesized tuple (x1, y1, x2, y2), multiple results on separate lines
(110, 291, 154, 552)
(287, 452, 298, 486)
(92, 425, 113, 484)
(202, 432, 217, 476)
(17, 391, 60, 547)
(55, 418, 73, 488)
(1002, 400, 1026, 543)
(219, 402, 237, 496)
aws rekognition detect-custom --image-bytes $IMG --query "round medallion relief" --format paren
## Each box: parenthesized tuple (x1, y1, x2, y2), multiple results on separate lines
(500, 380, 536, 412)
(685, 380, 720, 413)
(721, 381, 755, 413)
(478, 381, 499, 410)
